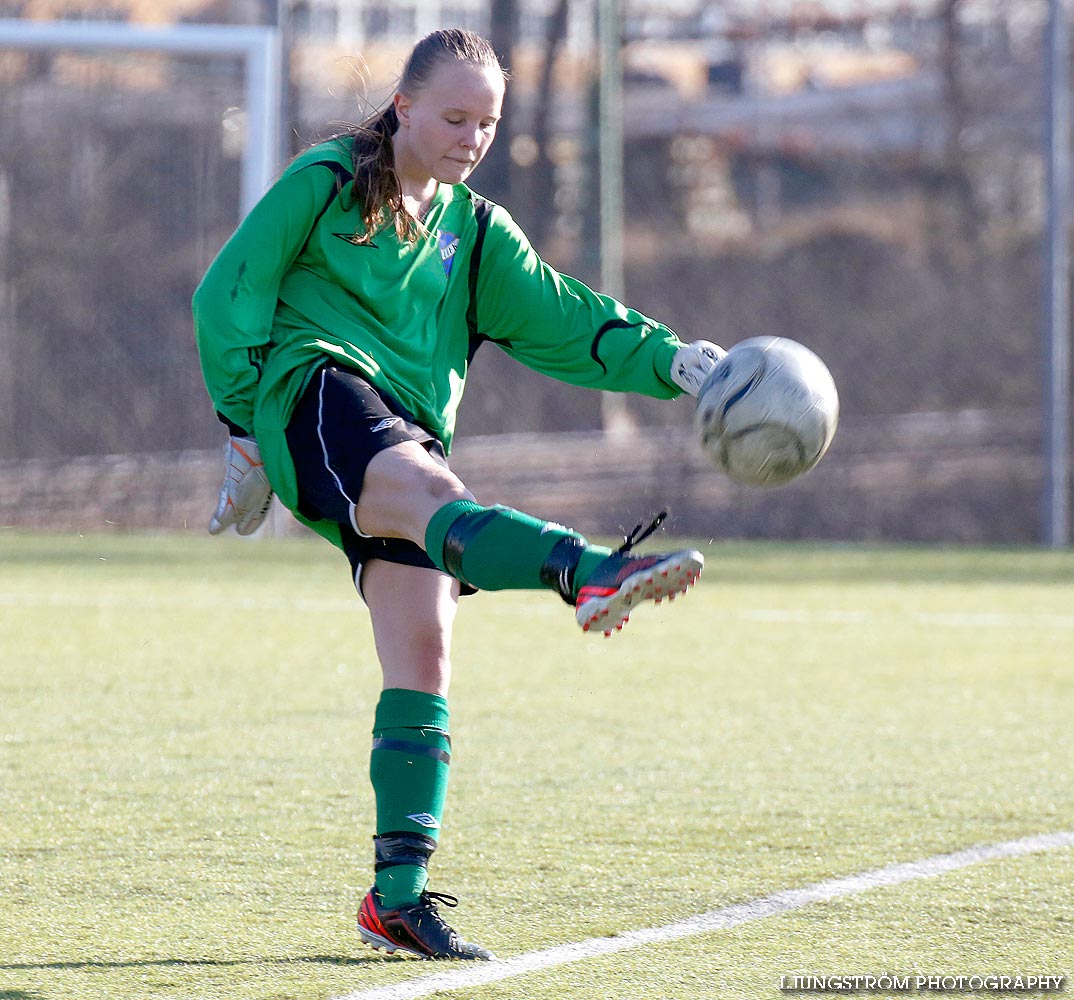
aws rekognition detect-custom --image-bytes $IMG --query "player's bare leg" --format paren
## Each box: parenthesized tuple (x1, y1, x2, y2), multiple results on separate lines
(357, 561, 493, 960)
(356, 443, 702, 636)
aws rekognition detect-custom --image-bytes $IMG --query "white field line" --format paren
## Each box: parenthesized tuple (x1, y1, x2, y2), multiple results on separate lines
(4, 590, 1074, 630)
(0, 591, 359, 613)
(736, 608, 1074, 629)
(333, 831, 1074, 1000)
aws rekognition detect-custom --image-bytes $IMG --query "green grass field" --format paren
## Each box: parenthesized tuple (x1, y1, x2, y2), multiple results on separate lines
(2, 532, 1073, 1000)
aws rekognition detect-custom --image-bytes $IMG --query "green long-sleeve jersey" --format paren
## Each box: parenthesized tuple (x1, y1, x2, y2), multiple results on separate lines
(193, 136, 686, 533)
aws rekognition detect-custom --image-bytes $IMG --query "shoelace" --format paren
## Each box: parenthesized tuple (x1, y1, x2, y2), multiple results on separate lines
(414, 891, 461, 942)
(419, 890, 460, 910)
(615, 509, 668, 555)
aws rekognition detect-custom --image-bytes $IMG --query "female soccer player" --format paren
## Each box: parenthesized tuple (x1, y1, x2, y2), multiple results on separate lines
(193, 28, 722, 960)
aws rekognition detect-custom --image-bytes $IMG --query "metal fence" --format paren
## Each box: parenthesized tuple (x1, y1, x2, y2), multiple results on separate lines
(0, 0, 1067, 542)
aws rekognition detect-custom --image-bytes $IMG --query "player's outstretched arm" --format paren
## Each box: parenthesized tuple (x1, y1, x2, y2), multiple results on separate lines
(208, 436, 274, 536)
(471, 206, 726, 399)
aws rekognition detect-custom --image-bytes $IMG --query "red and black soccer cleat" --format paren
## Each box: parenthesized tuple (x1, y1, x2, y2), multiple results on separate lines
(575, 547, 704, 636)
(357, 886, 494, 961)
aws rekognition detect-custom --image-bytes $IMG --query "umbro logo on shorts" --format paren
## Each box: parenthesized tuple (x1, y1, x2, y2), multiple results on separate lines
(371, 417, 401, 433)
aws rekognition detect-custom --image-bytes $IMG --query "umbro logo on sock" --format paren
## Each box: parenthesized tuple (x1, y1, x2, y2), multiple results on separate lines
(371, 417, 401, 433)
(406, 813, 441, 829)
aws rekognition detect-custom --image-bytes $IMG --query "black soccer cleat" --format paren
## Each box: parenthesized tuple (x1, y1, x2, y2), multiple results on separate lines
(357, 886, 495, 961)
(573, 511, 703, 636)
(575, 548, 704, 636)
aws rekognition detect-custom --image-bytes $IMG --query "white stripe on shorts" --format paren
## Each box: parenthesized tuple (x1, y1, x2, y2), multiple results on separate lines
(315, 368, 370, 537)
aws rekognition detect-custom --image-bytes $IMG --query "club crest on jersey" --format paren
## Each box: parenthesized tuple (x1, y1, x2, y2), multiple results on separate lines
(437, 231, 459, 276)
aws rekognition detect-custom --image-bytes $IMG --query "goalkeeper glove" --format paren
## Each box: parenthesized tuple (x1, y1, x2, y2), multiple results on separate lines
(670, 340, 727, 397)
(209, 436, 273, 536)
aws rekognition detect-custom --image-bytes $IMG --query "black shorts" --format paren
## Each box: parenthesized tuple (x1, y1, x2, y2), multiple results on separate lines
(285, 363, 452, 586)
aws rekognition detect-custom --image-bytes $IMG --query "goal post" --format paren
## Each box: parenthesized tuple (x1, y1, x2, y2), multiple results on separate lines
(0, 18, 282, 218)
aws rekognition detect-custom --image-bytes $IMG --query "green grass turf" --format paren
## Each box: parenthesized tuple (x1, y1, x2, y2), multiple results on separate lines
(1, 531, 1072, 999)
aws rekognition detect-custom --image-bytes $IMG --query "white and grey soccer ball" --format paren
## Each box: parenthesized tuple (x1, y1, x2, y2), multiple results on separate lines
(695, 336, 839, 487)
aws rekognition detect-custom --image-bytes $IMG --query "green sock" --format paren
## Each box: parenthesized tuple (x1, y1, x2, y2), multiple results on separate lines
(369, 688, 451, 909)
(424, 499, 610, 596)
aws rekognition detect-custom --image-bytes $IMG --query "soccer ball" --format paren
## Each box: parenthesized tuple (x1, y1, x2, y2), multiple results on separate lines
(695, 336, 839, 487)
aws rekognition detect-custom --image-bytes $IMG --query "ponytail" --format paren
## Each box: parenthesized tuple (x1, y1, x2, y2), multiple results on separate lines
(347, 103, 420, 244)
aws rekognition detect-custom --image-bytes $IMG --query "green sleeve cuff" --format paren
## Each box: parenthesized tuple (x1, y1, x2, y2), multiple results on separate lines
(654, 339, 686, 396)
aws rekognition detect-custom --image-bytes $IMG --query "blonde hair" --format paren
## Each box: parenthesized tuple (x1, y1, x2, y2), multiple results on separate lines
(346, 29, 506, 243)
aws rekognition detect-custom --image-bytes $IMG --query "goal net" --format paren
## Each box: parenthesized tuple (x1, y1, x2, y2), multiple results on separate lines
(0, 21, 280, 529)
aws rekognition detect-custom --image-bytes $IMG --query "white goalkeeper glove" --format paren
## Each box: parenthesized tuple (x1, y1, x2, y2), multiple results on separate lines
(209, 435, 273, 536)
(670, 340, 728, 397)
